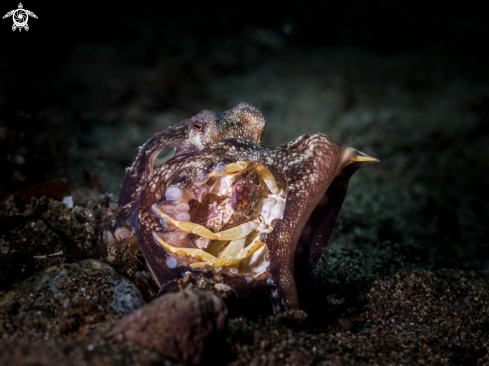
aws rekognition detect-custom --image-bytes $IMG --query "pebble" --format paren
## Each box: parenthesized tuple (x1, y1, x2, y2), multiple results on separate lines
(108, 288, 228, 365)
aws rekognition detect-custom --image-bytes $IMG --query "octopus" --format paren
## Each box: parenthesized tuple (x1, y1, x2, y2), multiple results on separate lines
(118, 102, 266, 207)
(105, 103, 379, 312)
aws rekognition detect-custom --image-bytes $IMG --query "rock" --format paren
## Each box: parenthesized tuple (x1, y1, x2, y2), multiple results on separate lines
(0, 259, 144, 314)
(109, 276, 145, 313)
(108, 288, 228, 365)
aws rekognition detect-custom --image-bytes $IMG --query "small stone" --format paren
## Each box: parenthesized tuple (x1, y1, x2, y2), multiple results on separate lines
(108, 288, 228, 365)
(61, 196, 73, 209)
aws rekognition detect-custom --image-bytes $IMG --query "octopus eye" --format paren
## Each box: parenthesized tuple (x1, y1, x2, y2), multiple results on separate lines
(193, 121, 204, 132)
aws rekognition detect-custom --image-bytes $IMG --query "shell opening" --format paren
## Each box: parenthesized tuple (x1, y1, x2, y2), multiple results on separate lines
(154, 162, 286, 278)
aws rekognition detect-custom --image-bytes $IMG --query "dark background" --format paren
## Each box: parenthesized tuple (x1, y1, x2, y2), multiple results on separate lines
(2, 0, 488, 113)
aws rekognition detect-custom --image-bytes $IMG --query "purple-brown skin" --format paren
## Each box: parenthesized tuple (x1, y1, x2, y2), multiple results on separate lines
(118, 102, 266, 207)
(135, 134, 378, 311)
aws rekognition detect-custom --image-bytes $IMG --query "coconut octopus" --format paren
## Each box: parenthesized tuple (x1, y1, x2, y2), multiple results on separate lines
(104, 103, 378, 312)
